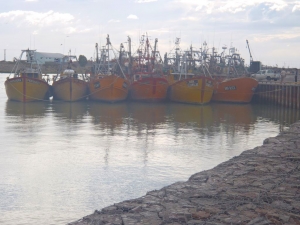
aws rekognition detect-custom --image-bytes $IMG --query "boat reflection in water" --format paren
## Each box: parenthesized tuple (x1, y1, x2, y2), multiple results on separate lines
(212, 103, 255, 124)
(89, 102, 129, 130)
(168, 103, 213, 126)
(51, 101, 88, 121)
(87, 102, 257, 136)
(5, 101, 51, 149)
(129, 103, 168, 126)
(5, 100, 50, 117)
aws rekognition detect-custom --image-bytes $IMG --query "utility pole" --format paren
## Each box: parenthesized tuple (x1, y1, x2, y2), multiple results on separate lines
(4, 49, 6, 61)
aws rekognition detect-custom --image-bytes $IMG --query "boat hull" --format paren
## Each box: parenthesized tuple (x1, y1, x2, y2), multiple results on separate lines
(130, 77, 169, 102)
(89, 75, 129, 103)
(4, 77, 50, 102)
(212, 77, 258, 103)
(53, 77, 88, 102)
(169, 77, 214, 104)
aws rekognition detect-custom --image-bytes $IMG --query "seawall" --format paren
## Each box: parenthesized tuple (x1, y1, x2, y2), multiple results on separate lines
(69, 121, 300, 225)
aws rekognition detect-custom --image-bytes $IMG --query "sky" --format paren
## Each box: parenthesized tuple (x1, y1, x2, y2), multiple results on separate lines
(0, 0, 300, 68)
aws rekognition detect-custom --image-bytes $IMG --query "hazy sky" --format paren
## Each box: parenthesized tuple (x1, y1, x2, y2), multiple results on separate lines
(1, 0, 300, 67)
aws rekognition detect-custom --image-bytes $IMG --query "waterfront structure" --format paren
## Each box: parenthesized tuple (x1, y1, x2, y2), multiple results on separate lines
(27, 52, 65, 64)
(255, 81, 300, 109)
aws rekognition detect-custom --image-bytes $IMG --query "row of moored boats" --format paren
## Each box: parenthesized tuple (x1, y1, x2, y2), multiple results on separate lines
(5, 35, 259, 104)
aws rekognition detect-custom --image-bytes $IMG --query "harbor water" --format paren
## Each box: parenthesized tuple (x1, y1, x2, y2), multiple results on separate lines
(0, 74, 299, 225)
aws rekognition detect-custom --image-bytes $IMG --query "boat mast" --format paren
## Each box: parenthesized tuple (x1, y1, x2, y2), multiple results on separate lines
(95, 43, 99, 63)
(152, 38, 158, 68)
(146, 37, 150, 72)
(128, 36, 132, 76)
(106, 35, 111, 74)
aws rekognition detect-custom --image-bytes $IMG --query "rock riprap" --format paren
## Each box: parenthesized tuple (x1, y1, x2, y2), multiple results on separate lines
(69, 122, 300, 225)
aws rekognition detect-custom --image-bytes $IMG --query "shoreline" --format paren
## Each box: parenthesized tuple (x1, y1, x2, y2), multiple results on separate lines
(69, 121, 300, 225)
(0, 61, 92, 74)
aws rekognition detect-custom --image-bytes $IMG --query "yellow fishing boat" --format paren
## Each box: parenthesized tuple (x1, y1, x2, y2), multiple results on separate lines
(89, 74, 129, 102)
(168, 73, 214, 104)
(4, 49, 51, 102)
(52, 68, 88, 102)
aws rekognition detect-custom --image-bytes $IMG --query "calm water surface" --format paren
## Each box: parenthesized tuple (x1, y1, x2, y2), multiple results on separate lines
(0, 74, 299, 225)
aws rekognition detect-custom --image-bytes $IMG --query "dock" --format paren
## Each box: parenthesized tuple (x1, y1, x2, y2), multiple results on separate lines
(255, 81, 300, 109)
(69, 121, 300, 224)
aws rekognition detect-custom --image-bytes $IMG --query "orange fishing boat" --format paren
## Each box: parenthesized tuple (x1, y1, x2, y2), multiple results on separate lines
(130, 35, 168, 101)
(89, 74, 129, 102)
(5, 49, 51, 102)
(53, 65, 88, 102)
(212, 77, 258, 103)
(89, 36, 130, 102)
(130, 74, 169, 101)
(209, 46, 258, 103)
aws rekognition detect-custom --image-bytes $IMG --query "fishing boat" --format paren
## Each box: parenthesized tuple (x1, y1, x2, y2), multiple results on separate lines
(130, 35, 169, 102)
(212, 77, 258, 103)
(4, 49, 51, 102)
(89, 35, 130, 103)
(52, 57, 88, 102)
(164, 39, 214, 104)
(168, 73, 214, 104)
(208, 46, 258, 103)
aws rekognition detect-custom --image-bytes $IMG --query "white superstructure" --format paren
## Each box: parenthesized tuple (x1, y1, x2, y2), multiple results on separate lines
(26, 52, 65, 64)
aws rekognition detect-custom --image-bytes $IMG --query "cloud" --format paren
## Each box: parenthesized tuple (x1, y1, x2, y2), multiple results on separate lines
(172, 0, 289, 14)
(292, 3, 300, 12)
(25, 0, 38, 2)
(180, 16, 199, 21)
(108, 19, 120, 23)
(135, 0, 157, 3)
(0, 10, 74, 27)
(127, 14, 138, 19)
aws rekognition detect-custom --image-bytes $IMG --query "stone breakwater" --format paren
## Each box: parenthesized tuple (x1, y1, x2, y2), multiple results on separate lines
(69, 122, 300, 225)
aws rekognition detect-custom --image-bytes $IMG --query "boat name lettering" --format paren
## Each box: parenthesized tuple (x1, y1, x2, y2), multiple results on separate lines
(10, 79, 22, 83)
(94, 82, 100, 89)
(27, 79, 40, 84)
(187, 80, 198, 87)
(225, 86, 236, 91)
(122, 82, 127, 89)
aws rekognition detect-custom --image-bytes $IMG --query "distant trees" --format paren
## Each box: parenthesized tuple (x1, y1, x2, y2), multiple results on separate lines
(78, 55, 87, 67)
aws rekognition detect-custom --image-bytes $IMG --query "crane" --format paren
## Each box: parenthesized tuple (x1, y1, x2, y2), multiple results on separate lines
(246, 40, 253, 63)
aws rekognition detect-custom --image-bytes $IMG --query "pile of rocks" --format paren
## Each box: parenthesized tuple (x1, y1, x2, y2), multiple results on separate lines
(69, 122, 300, 225)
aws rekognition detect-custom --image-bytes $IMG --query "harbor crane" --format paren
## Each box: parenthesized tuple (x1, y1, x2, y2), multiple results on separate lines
(246, 40, 253, 63)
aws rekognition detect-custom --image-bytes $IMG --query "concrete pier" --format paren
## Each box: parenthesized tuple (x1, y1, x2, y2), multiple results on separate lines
(69, 121, 300, 225)
(255, 82, 300, 109)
